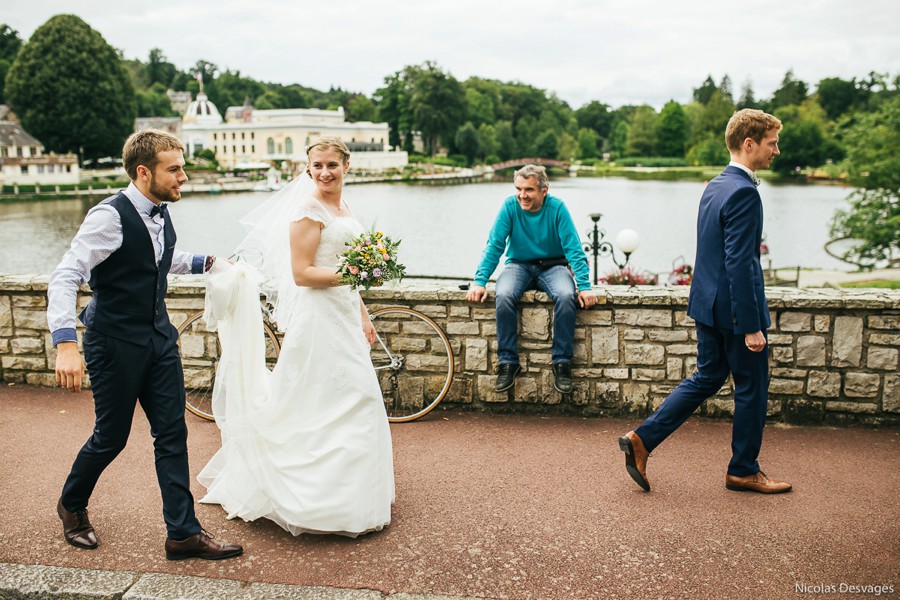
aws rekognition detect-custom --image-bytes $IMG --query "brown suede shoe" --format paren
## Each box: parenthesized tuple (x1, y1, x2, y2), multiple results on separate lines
(725, 471, 792, 494)
(57, 499, 98, 549)
(165, 530, 243, 561)
(618, 431, 650, 491)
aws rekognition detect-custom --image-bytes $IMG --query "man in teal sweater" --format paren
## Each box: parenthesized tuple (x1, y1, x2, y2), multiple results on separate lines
(467, 164, 597, 393)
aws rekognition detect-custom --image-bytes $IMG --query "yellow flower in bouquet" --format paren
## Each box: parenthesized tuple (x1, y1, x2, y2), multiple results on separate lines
(337, 230, 406, 291)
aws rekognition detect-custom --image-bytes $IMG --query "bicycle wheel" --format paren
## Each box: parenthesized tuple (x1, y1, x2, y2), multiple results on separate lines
(370, 306, 455, 423)
(176, 310, 281, 420)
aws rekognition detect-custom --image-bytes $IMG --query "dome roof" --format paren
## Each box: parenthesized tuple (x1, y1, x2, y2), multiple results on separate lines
(183, 92, 222, 125)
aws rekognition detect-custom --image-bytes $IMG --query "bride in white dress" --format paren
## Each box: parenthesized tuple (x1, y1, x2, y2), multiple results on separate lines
(197, 137, 394, 537)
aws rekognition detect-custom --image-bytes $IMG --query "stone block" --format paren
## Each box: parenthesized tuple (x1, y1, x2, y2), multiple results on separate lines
(591, 327, 619, 365)
(472, 308, 495, 320)
(2, 355, 46, 370)
(648, 330, 689, 342)
(26, 372, 58, 387)
(603, 368, 629, 379)
(445, 321, 480, 336)
(667, 357, 683, 381)
(814, 314, 830, 333)
(772, 346, 794, 364)
(0, 296, 11, 328)
(769, 378, 804, 395)
(615, 309, 672, 327)
(867, 347, 898, 371)
(12, 295, 46, 307)
(883, 374, 900, 413)
(621, 382, 651, 412)
(767, 334, 793, 345)
(593, 381, 620, 406)
(832, 316, 863, 367)
(674, 311, 694, 327)
(11, 337, 43, 354)
(706, 398, 736, 417)
(579, 310, 613, 325)
(844, 373, 880, 398)
(868, 315, 900, 330)
(825, 401, 877, 414)
(633, 368, 665, 381)
(477, 375, 508, 403)
(779, 312, 812, 332)
(13, 309, 48, 330)
(482, 322, 496, 336)
(513, 377, 540, 403)
(0, 563, 139, 600)
(412, 304, 447, 318)
(796, 336, 826, 367)
(807, 371, 841, 398)
(449, 304, 470, 318)
(624, 328, 644, 341)
(521, 308, 550, 340)
(665, 344, 696, 356)
(869, 333, 900, 346)
(771, 368, 807, 378)
(464, 338, 488, 371)
(625, 343, 664, 365)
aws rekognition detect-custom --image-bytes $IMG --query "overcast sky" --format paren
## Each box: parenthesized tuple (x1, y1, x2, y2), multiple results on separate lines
(5, 0, 899, 109)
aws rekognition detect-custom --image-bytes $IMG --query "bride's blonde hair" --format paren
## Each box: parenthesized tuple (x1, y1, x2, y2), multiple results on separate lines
(305, 136, 350, 175)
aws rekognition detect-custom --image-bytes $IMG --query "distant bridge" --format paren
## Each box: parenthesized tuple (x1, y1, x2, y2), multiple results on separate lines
(488, 158, 571, 171)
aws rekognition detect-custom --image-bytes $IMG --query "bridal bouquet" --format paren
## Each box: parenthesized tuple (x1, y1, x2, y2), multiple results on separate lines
(337, 230, 406, 291)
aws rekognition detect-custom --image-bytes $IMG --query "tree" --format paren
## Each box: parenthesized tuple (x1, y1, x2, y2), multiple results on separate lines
(346, 94, 376, 122)
(771, 69, 808, 109)
(737, 80, 756, 109)
(829, 96, 900, 268)
(136, 82, 177, 117)
(5, 15, 136, 161)
(0, 24, 23, 103)
(454, 121, 480, 165)
(576, 101, 614, 139)
(145, 48, 176, 88)
(624, 106, 658, 156)
(534, 130, 559, 159)
(719, 75, 733, 102)
(815, 77, 867, 120)
(495, 120, 517, 160)
(577, 128, 600, 159)
(409, 61, 465, 155)
(556, 131, 577, 161)
(657, 101, 690, 157)
(686, 134, 729, 166)
(693, 75, 718, 105)
(477, 123, 499, 161)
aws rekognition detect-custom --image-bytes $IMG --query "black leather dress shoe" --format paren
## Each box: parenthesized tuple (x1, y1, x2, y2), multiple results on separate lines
(57, 499, 98, 549)
(495, 363, 521, 392)
(165, 530, 243, 561)
(552, 361, 573, 393)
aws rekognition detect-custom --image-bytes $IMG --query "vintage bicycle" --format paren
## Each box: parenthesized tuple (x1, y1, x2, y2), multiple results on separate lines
(176, 304, 454, 423)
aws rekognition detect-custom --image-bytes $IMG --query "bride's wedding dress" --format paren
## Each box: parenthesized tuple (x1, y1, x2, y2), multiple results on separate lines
(197, 197, 394, 537)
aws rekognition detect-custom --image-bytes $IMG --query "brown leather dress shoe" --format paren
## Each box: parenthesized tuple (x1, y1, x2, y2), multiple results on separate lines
(618, 431, 650, 491)
(57, 499, 98, 549)
(165, 530, 243, 561)
(725, 471, 792, 494)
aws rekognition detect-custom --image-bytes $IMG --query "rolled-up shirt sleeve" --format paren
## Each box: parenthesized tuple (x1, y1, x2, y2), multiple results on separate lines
(170, 251, 208, 275)
(47, 204, 122, 346)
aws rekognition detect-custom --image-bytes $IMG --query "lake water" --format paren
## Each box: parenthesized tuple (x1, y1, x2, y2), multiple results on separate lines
(0, 177, 855, 280)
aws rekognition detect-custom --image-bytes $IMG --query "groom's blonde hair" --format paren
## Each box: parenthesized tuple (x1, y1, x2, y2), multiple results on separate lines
(725, 109, 782, 153)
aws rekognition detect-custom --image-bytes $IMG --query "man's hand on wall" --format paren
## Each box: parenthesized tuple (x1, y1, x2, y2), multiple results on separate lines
(578, 290, 598, 309)
(466, 285, 489, 303)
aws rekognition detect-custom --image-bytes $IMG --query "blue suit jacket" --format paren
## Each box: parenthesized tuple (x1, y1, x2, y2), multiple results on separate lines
(686, 166, 770, 334)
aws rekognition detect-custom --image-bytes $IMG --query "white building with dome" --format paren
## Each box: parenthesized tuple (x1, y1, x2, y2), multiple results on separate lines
(179, 92, 407, 173)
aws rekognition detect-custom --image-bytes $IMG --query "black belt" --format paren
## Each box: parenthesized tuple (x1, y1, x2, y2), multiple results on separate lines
(525, 257, 569, 269)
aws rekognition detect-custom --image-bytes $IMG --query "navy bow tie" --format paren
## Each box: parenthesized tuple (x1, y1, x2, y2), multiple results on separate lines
(150, 204, 168, 218)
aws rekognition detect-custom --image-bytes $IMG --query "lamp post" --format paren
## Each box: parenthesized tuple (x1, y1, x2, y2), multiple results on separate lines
(582, 213, 640, 285)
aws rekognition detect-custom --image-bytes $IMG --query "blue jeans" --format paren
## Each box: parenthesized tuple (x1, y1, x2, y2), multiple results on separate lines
(495, 262, 578, 365)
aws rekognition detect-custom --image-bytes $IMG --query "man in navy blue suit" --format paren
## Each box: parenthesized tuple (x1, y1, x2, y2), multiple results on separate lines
(618, 109, 792, 494)
(48, 129, 244, 558)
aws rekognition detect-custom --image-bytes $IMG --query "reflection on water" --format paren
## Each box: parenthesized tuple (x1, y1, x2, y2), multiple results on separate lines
(0, 177, 854, 278)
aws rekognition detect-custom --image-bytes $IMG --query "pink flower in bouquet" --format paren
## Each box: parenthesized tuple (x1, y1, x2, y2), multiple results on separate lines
(361, 271, 368, 279)
(349, 265, 359, 275)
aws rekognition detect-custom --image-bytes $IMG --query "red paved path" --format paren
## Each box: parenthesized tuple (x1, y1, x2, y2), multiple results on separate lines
(1, 385, 898, 599)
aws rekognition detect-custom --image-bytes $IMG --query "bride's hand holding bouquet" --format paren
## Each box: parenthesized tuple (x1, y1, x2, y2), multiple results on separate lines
(337, 230, 406, 291)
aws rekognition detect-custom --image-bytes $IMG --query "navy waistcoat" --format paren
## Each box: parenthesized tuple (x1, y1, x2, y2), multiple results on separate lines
(79, 192, 176, 342)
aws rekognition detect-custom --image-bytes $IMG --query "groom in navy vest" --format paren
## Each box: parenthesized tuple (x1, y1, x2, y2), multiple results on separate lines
(48, 129, 243, 559)
(618, 109, 792, 494)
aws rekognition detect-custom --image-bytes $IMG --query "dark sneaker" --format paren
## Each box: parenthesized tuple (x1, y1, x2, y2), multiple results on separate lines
(495, 363, 521, 392)
(552, 362, 573, 393)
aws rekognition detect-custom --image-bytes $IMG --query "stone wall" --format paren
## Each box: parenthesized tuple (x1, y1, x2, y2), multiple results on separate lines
(2, 275, 898, 426)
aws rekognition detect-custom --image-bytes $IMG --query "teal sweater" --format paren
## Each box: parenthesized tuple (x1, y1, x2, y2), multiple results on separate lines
(474, 194, 591, 291)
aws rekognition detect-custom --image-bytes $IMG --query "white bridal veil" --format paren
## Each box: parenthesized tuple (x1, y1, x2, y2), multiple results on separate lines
(231, 172, 317, 330)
